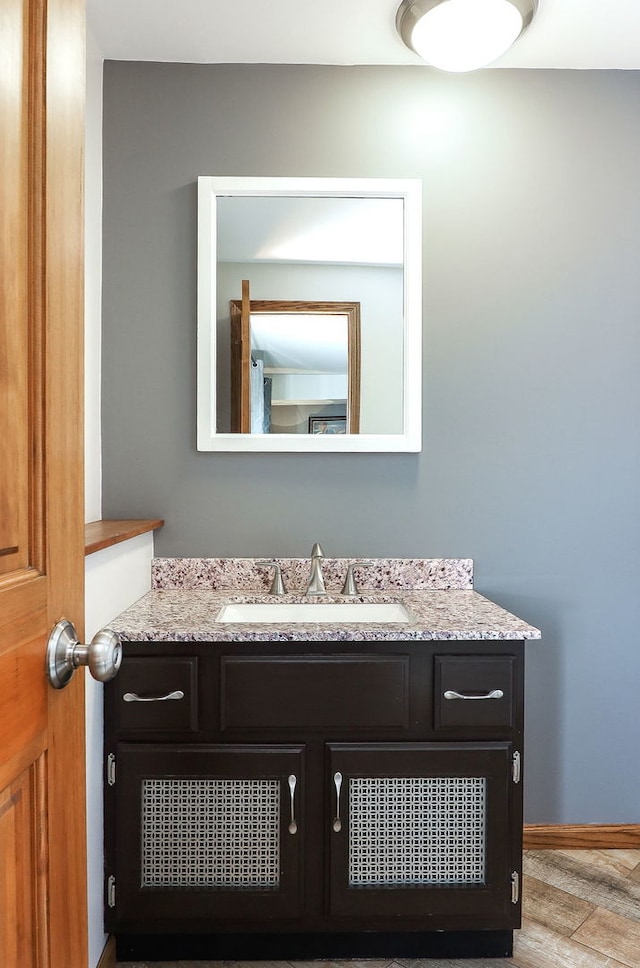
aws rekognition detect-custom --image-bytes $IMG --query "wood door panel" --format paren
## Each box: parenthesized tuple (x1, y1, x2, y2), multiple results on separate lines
(0, 576, 47, 650)
(0, 763, 47, 968)
(0, 0, 87, 963)
(0, 0, 29, 578)
(0, 637, 47, 769)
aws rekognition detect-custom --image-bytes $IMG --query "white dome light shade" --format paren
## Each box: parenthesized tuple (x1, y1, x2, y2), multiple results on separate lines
(397, 0, 537, 73)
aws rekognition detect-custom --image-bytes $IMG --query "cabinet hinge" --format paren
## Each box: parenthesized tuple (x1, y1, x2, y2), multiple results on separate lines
(107, 874, 116, 908)
(511, 870, 520, 904)
(107, 752, 116, 786)
(512, 750, 521, 784)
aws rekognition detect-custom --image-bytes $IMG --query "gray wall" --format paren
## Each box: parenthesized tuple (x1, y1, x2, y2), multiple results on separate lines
(102, 63, 640, 824)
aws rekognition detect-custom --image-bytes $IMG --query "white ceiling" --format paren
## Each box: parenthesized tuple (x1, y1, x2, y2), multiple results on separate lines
(87, 0, 640, 69)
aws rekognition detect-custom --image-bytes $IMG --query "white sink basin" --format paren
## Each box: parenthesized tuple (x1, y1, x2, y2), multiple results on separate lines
(215, 601, 413, 624)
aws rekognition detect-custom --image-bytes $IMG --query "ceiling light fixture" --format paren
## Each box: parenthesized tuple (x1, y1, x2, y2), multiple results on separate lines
(396, 0, 538, 73)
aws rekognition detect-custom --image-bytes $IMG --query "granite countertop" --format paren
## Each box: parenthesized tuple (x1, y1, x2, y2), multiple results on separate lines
(107, 557, 541, 644)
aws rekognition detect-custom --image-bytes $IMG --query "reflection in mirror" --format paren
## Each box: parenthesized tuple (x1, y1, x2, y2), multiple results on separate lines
(197, 177, 422, 452)
(230, 285, 361, 435)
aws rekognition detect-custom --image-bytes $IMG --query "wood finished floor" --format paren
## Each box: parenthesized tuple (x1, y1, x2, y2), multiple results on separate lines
(117, 849, 640, 968)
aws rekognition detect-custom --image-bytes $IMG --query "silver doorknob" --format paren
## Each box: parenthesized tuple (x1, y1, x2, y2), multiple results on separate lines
(46, 619, 122, 689)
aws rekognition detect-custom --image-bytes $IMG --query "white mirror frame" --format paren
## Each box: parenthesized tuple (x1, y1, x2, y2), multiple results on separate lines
(197, 176, 422, 453)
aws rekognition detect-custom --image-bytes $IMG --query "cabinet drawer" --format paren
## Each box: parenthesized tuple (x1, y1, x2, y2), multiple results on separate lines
(114, 657, 198, 732)
(221, 655, 410, 730)
(434, 655, 516, 730)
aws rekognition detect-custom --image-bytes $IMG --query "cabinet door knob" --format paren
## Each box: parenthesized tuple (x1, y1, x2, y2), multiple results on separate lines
(332, 772, 343, 832)
(443, 688, 504, 701)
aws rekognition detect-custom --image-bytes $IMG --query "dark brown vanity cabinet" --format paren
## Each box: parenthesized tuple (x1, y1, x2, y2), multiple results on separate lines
(104, 641, 524, 960)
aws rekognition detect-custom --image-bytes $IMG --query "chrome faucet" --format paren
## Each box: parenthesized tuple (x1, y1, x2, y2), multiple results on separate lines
(256, 560, 287, 595)
(341, 560, 375, 597)
(305, 542, 327, 596)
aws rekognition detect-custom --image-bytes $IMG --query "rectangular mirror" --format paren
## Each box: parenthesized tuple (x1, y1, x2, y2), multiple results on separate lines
(197, 176, 422, 452)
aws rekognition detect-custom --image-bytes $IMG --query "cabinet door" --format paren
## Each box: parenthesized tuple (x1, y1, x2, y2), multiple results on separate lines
(110, 744, 304, 925)
(328, 743, 517, 923)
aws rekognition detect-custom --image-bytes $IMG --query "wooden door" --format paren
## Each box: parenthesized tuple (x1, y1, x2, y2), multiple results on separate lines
(0, 0, 87, 965)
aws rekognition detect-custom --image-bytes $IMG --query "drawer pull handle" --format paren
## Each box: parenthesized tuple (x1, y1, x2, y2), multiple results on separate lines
(333, 771, 343, 832)
(444, 688, 504, 701)
(122, 690, 185, 703)
(287, 774, 298, 834)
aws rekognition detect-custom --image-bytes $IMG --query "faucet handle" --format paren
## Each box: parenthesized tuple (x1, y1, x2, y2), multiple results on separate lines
(341, 560, 375, 597)
(256, 560, 287, 595)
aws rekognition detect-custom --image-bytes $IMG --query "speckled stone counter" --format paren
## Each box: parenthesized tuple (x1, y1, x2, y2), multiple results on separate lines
(151, 556, 475, 592)
(108, 557, 541, 643)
